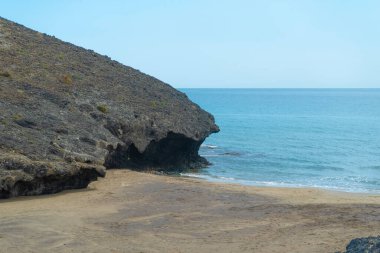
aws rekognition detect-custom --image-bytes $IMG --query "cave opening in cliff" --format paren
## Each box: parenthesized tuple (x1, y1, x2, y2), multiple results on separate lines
(104, 132, 208, 171)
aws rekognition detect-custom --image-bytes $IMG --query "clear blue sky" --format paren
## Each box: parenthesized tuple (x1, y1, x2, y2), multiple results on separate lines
(2, 0, 380, 88)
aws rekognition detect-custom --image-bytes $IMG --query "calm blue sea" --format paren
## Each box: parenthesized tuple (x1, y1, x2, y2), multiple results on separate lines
(181, 89, 380, 193)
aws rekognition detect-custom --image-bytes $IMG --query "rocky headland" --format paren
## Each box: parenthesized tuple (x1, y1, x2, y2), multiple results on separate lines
(0, 17, 219, 198)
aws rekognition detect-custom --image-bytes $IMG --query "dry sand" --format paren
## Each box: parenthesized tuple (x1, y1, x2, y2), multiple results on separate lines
(0, 170, 379, 253)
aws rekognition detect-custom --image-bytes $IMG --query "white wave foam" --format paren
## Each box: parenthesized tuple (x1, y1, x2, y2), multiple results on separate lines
(180, 173, 380, 194)
(201, 144, 218, 149)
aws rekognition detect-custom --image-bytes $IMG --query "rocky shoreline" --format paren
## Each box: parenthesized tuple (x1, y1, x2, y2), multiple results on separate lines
(0, 17, 218, 198)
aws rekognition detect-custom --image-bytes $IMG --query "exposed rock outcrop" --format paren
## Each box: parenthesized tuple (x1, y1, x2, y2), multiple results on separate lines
(343, 236, 380, 253)
(0, 17, 219, 198)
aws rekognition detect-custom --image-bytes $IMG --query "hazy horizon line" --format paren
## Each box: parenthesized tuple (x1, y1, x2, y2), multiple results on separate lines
(177, 87, 380, 89)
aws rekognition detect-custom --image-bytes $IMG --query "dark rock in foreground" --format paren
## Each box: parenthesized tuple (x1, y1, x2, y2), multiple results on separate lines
(343, 236, 380, 253)
(0, 17, 219, 198)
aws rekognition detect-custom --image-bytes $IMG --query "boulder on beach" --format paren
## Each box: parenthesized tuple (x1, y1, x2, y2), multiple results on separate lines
(343, 236, 380, 253)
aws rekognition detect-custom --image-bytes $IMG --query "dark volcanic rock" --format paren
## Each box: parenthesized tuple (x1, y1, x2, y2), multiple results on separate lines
(343, 236, 380, 253)
(0, 17, 219, 198)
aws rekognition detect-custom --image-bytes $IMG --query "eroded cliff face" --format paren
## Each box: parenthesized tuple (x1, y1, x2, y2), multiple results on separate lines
(0, 17, 219, 198)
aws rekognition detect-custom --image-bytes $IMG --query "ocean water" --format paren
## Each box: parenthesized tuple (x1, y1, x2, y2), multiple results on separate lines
(181, 89, 380, 193)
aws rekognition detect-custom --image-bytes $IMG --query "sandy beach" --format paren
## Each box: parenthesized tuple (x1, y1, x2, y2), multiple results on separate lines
(0, 170, 379, 253)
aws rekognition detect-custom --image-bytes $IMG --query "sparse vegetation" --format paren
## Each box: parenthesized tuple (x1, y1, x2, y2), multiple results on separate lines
(0, 119, 7, 125)
(57, 52, 65, 60)
(61, 74, 73, 85)
(0, 71, 11, 78)
(151, 101, 158, 108)
(97, 104, 108, 113)
(12, 114, 23, 121)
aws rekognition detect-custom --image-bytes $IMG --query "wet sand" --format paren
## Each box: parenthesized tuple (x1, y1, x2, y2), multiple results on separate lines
(0, 170, 379, 253)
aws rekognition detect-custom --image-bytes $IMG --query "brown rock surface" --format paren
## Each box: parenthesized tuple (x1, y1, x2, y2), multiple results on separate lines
(0, 17, 218, 198)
